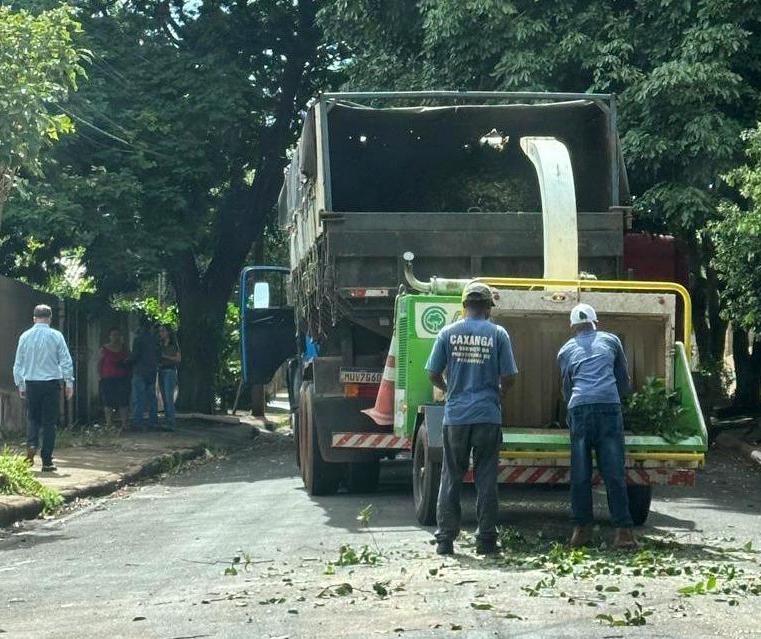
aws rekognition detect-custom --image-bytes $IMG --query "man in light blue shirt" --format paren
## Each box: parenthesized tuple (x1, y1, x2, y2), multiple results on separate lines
(557, 303, 636, 549)
(426, 282, 518, 556)
(13, 304, 74, 471)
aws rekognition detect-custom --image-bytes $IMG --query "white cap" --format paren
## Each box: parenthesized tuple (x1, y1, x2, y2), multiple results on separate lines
(570, 303, 598, 327)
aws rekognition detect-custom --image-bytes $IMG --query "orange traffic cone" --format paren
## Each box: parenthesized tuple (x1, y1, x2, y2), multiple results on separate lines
(362, 332, 397, 426)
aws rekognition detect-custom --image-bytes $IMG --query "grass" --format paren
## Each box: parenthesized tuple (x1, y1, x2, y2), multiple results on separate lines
(55, 423, 123, 449)
(0, 447, 64, 513)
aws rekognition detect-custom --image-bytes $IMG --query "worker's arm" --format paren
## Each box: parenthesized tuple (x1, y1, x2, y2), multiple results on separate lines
(428, 371, 447, 394)
(500, 374, 516, 396)
(613, 336, 631, 399)
(557, 348, 571, 403)
(497, 330, 519, 394)
(425, 331, 448, 395)
(13, 334, 27, 397)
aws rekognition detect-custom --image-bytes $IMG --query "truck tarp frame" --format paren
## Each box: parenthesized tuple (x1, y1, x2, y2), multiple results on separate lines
(317, 91, 621, 214)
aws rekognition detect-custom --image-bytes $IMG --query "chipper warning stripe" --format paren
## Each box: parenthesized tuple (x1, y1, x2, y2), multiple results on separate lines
(463, 464, 695, 487)
(332, 432, 411, 449)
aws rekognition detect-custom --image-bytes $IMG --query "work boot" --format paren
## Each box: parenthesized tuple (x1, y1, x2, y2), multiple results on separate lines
(476, 539, 498, 556)
(436, 540, 454, 556)
(25, 448, 36, 466)
(569, 525, 593, 548)
(613, 528, 638, 550)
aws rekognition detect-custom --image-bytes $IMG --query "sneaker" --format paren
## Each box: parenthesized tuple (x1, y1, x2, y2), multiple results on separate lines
(569, 525, 593, 548)
(436, 540, 454, 556)
(613, 528, 638, 550)
(41, 464, 57, 472)
(476, 539, 498, 555)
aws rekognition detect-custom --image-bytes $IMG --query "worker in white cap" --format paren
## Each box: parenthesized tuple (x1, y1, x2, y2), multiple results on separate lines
(557, 303, 637, 549)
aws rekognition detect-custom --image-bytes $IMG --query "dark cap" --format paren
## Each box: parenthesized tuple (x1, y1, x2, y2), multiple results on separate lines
(461, 282, 495, 306)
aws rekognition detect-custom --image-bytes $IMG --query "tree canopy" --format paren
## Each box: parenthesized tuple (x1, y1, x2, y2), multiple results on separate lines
(321, 0, 761, 363)
(0, 3, 87, 229)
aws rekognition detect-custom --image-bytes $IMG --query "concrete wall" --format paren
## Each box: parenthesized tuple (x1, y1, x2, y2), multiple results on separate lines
(0, 278, 59, 442)
(0, 276, 133, 441)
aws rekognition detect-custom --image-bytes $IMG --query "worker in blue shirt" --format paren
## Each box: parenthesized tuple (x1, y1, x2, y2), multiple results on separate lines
(557, 303, 637, 549)
(13, 304, 74, 472)
(426, 282, 518, 556)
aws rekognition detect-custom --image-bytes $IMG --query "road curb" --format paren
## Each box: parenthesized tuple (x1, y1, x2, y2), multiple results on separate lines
(0, 444, 208, 528)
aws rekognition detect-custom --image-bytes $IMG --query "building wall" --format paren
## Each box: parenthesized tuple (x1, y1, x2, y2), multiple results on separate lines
(0, 276, 133, 441)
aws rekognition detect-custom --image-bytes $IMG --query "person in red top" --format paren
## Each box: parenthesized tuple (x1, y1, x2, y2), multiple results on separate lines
(98, 327, 131, 430)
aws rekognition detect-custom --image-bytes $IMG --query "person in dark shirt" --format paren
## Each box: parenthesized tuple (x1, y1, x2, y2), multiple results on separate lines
(426, 282, 518, 556)
(557, 303, 637, 549)
(130, 318, 159, 430)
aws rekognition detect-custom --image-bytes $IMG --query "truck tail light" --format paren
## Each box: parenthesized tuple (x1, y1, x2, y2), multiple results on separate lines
(344, 383, 381, 399)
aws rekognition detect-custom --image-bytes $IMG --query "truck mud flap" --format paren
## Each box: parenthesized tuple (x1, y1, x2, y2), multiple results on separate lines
(310, 394, 395, 463)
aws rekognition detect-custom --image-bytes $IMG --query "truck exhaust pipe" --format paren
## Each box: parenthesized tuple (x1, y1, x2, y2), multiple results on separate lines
(402, 252, 470, 295)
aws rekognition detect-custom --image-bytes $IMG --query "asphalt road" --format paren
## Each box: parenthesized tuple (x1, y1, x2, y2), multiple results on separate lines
(2, 430, 761, 639)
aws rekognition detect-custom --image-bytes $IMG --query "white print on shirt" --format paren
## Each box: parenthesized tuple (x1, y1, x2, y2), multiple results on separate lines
(449, 333, 495, 365)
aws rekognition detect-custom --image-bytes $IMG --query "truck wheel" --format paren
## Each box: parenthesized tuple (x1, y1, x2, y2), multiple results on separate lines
(345, 461, 380, 494)
(303, 383, 342, 496)
(292, 410, 300, 469)
(627, 485, 652, 526)
(413, 423, 441, 526)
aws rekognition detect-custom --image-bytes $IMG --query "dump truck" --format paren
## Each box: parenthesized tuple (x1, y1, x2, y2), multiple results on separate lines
(264, 91, 706, 518)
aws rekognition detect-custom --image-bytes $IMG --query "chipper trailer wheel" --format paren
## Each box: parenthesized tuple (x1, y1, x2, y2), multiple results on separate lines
(627, 485, 653, 526)
(301, 382, 342, 496)
(413, 423, 442, 526)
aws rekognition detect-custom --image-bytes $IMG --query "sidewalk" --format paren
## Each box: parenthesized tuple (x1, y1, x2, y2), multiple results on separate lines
(0, 419, 259, 527)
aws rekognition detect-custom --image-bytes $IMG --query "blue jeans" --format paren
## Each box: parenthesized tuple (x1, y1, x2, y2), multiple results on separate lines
(568, 403, 633, 528)
(131, 373, 158, 427)
(159, 368, 177, 426)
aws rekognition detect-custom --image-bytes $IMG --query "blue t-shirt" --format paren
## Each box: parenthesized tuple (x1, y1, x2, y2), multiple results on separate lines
(425, 318, 518, 426)
(556, 329, 631, 409)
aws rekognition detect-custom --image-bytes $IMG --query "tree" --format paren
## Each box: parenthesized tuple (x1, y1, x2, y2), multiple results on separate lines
(0, 4, 87, 230)
(321, 0, 761, 365)
(5, 0, 342, 411)
(712, 124, 761, 408)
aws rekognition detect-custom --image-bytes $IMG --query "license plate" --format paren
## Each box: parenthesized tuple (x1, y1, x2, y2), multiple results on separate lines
(339, 368, 383, 384)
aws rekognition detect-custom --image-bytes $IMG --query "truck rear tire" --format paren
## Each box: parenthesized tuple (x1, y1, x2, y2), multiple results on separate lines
(292, 410, 300, 469)
(627, 485, 652, 526)
(345, 461, 380, 494)
(302, 383, 342, 496)
(413, 423, 441, 526)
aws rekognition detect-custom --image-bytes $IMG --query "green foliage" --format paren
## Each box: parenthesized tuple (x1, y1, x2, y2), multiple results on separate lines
(112, 296, 178, 328)
(216, 302, 241, 410)
(712, 124, 761, 332)
(336, 544, 380, 566)
(596, 602, 653, 627)
(0, 4, 88, 183)
(0, 447, 63, 512)
(623, 377, 690, 443)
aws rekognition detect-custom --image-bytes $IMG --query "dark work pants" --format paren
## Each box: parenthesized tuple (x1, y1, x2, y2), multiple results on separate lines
(568, 403, 634, 528)
(435, 423, 502, 544)
(25, 380, 61, 465)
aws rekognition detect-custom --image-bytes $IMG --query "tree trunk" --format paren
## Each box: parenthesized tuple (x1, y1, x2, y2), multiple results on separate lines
(733, 328, 761, 410)
(175, 282, 229, 413)
(686, 238, 726, 364)
(250, 383, 266, 417)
